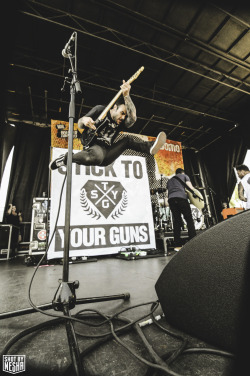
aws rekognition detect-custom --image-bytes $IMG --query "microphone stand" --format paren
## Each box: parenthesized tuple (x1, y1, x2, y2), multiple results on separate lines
(51, 32, 130, 375)
(52, 31, 84, 376)
(194, 171, 218, 227)
(160, 174, 168, 231)
(207, 186, 218, 224)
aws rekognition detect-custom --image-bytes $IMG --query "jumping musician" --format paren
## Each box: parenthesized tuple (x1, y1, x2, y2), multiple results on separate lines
(49, 80, 166, 170)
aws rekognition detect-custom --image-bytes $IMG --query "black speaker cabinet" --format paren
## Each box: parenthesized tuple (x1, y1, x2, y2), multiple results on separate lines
(155, 209, 250, 353)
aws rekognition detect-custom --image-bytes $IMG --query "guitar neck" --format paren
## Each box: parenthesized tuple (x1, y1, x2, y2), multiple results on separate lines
(97, 66, 144, 121)
(98, 89, 123, 121)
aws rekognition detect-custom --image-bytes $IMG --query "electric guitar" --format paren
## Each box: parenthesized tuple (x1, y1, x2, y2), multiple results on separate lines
(173, 175, 205, 211)
(185, 188, 205, 211)
(80, 66, 144, 148)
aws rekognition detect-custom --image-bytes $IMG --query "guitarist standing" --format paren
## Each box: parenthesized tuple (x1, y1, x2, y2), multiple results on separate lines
(49, 80, 166, 170)
(167, 168, 197, 252)
(236, 164, 250, 209)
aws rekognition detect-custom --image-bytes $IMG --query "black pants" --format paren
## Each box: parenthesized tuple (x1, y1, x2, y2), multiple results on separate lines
(72, 136, 151, 167)
(168, 197, 196, 247)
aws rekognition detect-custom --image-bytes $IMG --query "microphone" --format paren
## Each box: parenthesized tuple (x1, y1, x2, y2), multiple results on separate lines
(62, 32, 76, 58)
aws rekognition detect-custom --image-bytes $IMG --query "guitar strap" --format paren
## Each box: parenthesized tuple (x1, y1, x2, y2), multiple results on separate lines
(173, 175, 204, 201)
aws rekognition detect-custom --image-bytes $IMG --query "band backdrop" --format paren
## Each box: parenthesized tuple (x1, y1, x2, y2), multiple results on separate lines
(48, 120, 184, 259)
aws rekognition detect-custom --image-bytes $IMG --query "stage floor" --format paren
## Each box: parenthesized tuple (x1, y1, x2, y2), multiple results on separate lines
(0, 250, 235, 376)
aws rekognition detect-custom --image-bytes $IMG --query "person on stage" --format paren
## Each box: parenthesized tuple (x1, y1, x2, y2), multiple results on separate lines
(49, 80, 166, 170)
(166, 168, 197, 252)
(235, 164, 250, 209)
(5, 204, 22, 227)
(4, 203, 23, 243)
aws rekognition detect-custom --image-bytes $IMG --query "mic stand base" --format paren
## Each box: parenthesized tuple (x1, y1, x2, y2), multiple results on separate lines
(64, 304, 83, 376)
(0, 293, 131, 320)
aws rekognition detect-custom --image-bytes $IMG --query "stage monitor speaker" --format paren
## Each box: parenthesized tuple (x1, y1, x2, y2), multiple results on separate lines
(155, 209, 250, 353)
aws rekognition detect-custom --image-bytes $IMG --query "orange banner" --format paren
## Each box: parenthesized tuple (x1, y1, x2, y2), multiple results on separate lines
(151, 137, 184, 176)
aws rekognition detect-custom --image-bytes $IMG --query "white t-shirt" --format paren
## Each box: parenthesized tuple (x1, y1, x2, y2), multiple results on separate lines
(241, 173, 250, 209)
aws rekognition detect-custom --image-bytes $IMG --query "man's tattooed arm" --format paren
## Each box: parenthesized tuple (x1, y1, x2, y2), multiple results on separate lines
(124, 95, 137, 128)
(120, 80, 137, 128)
(238, 182, 247, 202)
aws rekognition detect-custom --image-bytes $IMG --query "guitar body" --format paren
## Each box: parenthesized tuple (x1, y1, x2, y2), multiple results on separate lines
(186, 188, 205, 210)
(80, 118, 109, 148)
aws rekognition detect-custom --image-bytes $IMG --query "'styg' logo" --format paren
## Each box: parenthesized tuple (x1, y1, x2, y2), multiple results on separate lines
(80, 180, 128, 219)
(2, 355, 26, 374)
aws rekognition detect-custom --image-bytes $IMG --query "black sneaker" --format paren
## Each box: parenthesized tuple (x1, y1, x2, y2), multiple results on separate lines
(150, 132, 166, 155)
(49, 154, 66, 170)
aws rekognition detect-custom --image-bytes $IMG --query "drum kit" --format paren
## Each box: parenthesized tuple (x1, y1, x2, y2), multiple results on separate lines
(151, 188, 205, 232)
(151, 188, 172, 232)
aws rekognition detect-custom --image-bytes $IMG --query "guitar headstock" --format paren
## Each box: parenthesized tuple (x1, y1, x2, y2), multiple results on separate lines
(127, 66, 144, 85)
